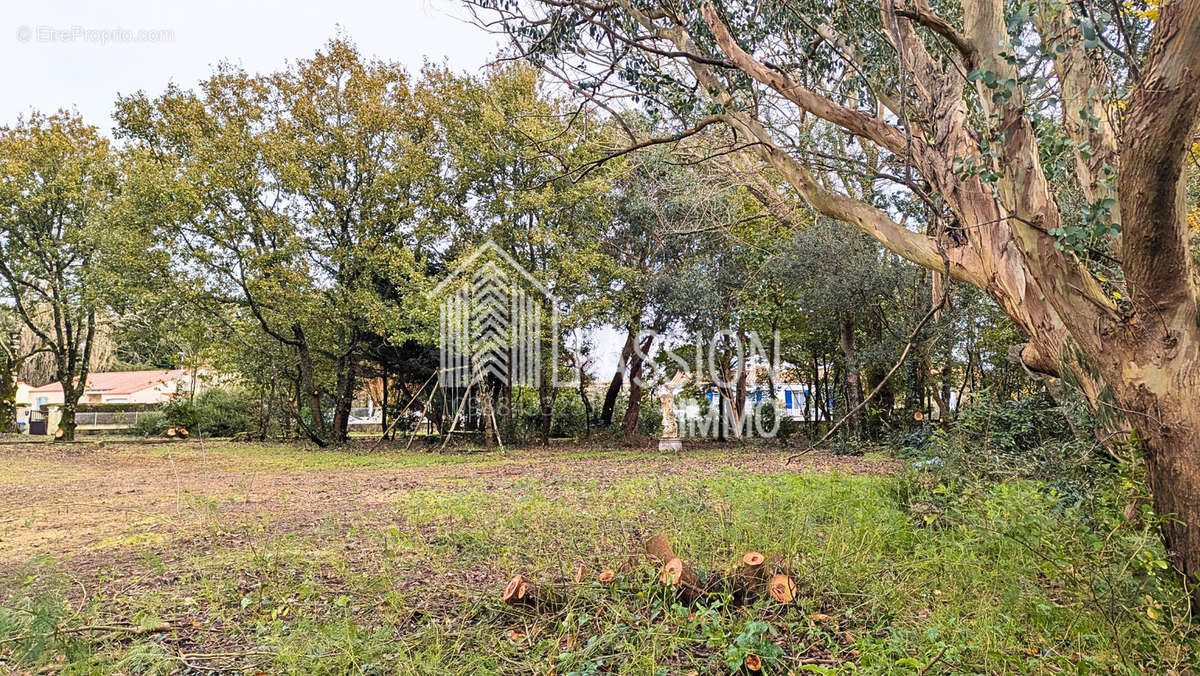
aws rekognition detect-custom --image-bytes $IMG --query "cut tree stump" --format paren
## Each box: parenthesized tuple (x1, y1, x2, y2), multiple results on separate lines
(733, 551, 769, 603)
(644, 532, 677, 564)
(768, 573, 797, 603)
(661, 557, 705, 601)
(501, 574, 552, 608)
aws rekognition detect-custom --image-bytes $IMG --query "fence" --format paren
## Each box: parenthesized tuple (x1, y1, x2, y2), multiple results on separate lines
(74, 410, 155, 430)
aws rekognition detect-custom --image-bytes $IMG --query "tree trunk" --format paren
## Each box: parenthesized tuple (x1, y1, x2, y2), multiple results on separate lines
(538, 378, 554, 447)
(0, 346, 16, 433)
(380, 369, 389, 442)
(58, 400, 77, 441)
(620, 333, 655, 440)
(733, 334, 748, 439)
(601, 330, 634, 426)
(1133, 395, 1200, 602)
(578, 362, 592, 439)
(292, 323, 324, 441)
(838, 312, 861, 438)
(481, 378, 496, 452)
(330, 352, 357, 443)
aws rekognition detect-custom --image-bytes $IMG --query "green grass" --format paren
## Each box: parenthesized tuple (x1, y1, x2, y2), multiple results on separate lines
(1, 445, 1196, 674)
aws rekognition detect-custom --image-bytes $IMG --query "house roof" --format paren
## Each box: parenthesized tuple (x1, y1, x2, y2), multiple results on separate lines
(28, 369, 188, 395)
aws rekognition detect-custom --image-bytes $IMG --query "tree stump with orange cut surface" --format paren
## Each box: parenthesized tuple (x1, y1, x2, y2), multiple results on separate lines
(501, 574, 556, 609)
(767, 573, 797, 603)
(661, 557, 706, 601)
(733, 551, 771, 603)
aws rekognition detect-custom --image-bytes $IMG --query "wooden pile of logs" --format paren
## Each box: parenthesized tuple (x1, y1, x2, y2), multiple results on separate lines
(164, 426, 189, 440)
(501, 532, 799, 610)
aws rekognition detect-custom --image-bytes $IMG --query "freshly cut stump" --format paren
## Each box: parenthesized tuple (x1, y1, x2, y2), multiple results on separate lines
(501, 574, 548, 608)
(644, 532, 677, 563)
(768, 573, 797, 603)
(662, 557, 704, 601)
(734, 551, 769, 603)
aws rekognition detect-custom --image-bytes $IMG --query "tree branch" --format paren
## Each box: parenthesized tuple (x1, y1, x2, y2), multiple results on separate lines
(895, 1, 978, 69)
(701, 4, 909, 156)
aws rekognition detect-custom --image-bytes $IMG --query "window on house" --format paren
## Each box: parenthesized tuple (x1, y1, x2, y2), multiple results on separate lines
(36, 396, 47, 408)
(784, 390, 793, 409)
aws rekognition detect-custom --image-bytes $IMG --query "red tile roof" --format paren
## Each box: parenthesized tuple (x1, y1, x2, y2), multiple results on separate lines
(28, 369, 188, 395)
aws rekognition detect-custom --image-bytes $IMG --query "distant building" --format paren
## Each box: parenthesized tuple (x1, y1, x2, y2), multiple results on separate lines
(26, 369, 194, 407)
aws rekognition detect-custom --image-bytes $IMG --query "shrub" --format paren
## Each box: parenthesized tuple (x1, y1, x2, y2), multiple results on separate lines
(746, 400, 798, 443)
(132, 411, 165, 437)
(194, 388, 257, 438)
(160, 397, 200, 431)
(955, 390, 1072, 458)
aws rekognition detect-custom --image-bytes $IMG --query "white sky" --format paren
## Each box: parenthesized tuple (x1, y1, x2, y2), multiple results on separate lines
(2, 0, 497, 131)
(3, 0, 631, 378)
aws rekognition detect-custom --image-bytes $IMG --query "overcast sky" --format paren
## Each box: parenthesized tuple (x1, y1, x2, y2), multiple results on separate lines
(2, 0, 498, 131)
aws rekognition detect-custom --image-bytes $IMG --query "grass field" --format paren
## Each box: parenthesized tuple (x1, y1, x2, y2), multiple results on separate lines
(0, 439, 1196, 674)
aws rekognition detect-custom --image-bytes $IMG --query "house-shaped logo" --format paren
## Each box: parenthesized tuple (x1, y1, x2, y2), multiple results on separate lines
(428, 240, 561, 389)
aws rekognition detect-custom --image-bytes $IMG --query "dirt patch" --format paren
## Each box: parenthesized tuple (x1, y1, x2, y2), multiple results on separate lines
(0, 440, 896, 575)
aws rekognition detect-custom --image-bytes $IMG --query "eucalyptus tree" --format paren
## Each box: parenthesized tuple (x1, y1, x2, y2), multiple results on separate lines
(474, 0, 1200, 599)
(0, 112, 123, 440)
(117, 40, 438, 444)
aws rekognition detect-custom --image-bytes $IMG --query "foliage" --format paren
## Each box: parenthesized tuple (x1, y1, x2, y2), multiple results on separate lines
(954, 390, 1074, 459)
(193, 388, 257, 438)
(132, 411, 165, 437)
(117, 39, 440, 443)
(159, 397, 200, 432)
(0, 111, 134, 439)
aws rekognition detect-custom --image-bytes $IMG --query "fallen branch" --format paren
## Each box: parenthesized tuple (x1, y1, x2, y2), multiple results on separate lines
(370, 371, 437, 451)
(644, 532, 677, 563)
(0, 621, 172, 646)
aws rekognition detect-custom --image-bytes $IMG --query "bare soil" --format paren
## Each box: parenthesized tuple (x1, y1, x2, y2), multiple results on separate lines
(0, 440, 895, 576)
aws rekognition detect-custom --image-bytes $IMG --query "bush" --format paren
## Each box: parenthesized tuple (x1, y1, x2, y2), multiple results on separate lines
(602, 393, 663, 439)
(194, 388, 257, 438)
(132, 411, 165, 437)
(746, 400, 798, 443)
(146, 388, 258, 438)
(956, 390, 1072, 458)
(160, 397, 200, 431)
(903, 390, 1107, 507)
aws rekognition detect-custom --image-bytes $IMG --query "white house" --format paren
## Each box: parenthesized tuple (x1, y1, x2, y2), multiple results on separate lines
(25, 369, 193, 408)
